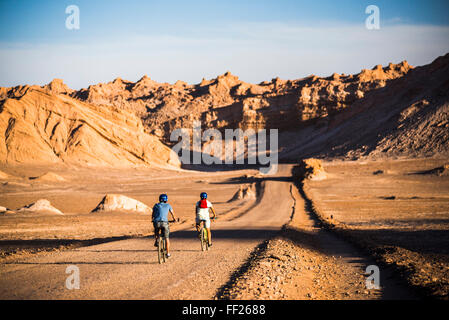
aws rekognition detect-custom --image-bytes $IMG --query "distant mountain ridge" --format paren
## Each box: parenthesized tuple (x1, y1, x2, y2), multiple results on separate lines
(1, 53, 448, 165)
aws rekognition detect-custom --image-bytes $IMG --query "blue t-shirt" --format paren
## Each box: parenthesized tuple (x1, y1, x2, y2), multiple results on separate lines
(152, 202, 173, 222)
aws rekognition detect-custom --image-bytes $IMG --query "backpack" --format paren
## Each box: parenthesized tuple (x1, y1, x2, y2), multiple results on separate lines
(199, 199, 208, 209)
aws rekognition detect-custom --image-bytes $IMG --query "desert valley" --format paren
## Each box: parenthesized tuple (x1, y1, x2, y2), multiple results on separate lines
(0, 52, 448, 300)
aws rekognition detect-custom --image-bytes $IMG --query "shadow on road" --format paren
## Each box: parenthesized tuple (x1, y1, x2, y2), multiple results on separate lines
(210, 175, 293, 185)
(3, 261, 159, 265)
(171, 228, 280, 240)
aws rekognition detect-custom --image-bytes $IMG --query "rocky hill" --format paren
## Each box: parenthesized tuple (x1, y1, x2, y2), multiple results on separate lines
(279, 53, 449, 160)
(66, 60, 413, 141)
(1, 53, 448, 165)
(0, 87, 180, 167)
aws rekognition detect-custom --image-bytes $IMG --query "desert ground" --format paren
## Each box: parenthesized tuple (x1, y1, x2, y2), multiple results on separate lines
(1, 53, 448, 300)
(303, 158, 449, 298)
(1, 158, 446, 299)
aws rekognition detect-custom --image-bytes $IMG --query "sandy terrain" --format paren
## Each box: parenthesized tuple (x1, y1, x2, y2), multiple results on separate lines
(0, 165, 290, 299)
(0, 162, 432, 300)
(0, 164, 262, 262)
(0, 5, 447, 301)
(0, 165, 256, 240)
(303, 158, 449, 298)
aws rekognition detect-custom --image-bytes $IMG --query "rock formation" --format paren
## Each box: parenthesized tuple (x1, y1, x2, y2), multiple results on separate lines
(91, 194, 152, 214)
(0, 87, 180, 168)
(16, 199, 63, 216)
(293, 159, 327, 181)
(228, 184, 256, 202)
(1, 53, 448, 164)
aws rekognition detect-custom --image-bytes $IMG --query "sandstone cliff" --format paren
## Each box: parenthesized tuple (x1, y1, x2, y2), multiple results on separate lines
(0, 87, 180, 168)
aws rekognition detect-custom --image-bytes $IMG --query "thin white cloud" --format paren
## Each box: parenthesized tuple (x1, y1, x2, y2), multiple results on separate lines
(1, 22, 448, 89)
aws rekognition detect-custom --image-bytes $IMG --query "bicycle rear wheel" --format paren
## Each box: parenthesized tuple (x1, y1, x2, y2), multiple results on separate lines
(205, 229, 210, 251)
(158, 236, 165, 264)
(200, 228, 207, 251)
(162, 237, 167, 262)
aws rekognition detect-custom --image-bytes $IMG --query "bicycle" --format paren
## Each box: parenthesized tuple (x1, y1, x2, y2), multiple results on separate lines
(155, 219, 178, 264)
(198, 217, 217, 252)
(157, 230, 167, 264)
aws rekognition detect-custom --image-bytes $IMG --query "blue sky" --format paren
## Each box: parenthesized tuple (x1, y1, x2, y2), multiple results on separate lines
(1, 0, 449, 89)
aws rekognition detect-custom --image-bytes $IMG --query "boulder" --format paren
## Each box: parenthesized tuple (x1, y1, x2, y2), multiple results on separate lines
(293, 158, 327, 181)
(92, 194, 152, 214)
(228, 184, 256, 202)
(17, 199, 63, 216)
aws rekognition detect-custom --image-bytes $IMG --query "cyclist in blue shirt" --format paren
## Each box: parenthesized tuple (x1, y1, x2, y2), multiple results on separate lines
(152, 194, 177, 258)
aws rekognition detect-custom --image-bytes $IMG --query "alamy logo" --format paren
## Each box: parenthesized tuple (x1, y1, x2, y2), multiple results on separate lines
(365, 265, 380, 290)
(170, 121, 278, 174)
(65, 5, 80, 30)
(65, 265, 80, 290)
(365, 5, 380, 30)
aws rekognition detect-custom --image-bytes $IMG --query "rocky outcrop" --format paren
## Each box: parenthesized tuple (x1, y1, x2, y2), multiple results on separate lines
(91, 194, 152, 214)
(0, 87, 181, 168)
(43, 78, 74, 95)
(280, 53, 449, 160)
(64, 62, 412, 140)
(293, 159, 327, 181)
(2, 53, 448, 163)
(16, 199, 63, 216)
(228, 184, 256, 202)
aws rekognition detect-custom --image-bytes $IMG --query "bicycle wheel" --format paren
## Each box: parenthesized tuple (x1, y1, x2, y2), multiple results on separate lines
(158, 236, 165, 264)
(205, 229, 210, 251)
(162, 237, 167, 263)
(200, 228, 207, 251)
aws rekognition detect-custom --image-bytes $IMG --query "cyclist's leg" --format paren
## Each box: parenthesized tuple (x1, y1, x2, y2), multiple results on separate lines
(207, 228, 212, 245)
(162, 222, 170, 255)
(195, 216, 200, 231)
(204, 219, 212, 245)
(195, 216, 201, 236)
(198, 220, 205, 239)
(153, 222, 159, 247)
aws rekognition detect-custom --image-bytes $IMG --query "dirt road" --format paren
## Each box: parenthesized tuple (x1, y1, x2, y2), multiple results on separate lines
(0, 166, 292, 299)
(0, 165, 415, 299)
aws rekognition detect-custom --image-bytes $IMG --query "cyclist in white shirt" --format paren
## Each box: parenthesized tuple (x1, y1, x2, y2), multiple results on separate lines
(195, 192, 216, 246)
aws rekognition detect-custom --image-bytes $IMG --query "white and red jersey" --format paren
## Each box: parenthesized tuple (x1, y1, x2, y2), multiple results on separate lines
(196, 199, 213, 220)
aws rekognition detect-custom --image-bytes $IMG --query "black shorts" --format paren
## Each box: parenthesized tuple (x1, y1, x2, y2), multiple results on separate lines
(153, 221, 169, 238)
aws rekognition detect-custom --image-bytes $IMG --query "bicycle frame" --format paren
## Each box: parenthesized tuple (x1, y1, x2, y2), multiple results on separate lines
(154, 219, 177, 263)
(198, 220, 210, 251)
